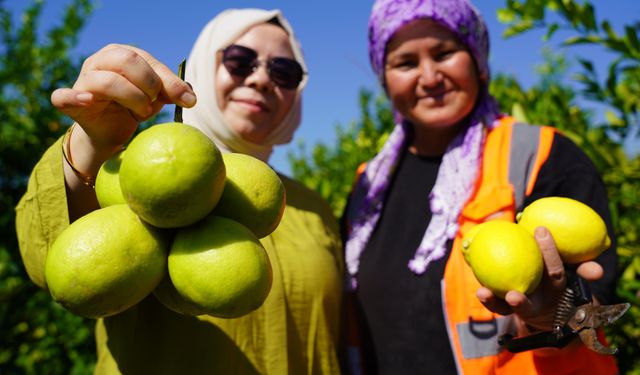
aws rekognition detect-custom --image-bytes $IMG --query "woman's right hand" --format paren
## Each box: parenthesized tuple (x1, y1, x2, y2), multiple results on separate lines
(51, 43, 196, 157)
(51, 44, 196, 220)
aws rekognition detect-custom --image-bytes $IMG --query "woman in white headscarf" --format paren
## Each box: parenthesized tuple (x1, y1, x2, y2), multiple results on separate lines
(16, 8, 343, 374)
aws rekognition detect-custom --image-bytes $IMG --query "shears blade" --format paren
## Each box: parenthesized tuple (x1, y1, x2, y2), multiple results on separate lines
(570, 302, 630, 355)
(591, 303, 630, 327)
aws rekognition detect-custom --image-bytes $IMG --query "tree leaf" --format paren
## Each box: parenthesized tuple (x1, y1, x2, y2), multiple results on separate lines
(544, 23, 559, 41)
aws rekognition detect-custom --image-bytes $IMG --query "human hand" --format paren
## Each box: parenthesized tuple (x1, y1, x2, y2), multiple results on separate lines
(477, 226, 604, 332)
(51, 44, 196, 152)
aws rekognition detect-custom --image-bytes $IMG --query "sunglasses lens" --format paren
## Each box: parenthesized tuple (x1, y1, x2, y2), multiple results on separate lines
(269, 58, 304, 89)
(222, 45, 257, 77)
(222, 45, 304, 89)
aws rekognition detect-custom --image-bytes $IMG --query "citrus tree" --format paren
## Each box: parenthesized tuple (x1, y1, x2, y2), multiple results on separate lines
(0, 1, 97, 373)
(288, 90, 395, 218)
(497, 1, 640, 372)
(289, 1, 639, 373)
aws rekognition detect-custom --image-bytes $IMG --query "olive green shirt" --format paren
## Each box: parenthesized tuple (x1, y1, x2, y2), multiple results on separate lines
(16, 138, 344, 374)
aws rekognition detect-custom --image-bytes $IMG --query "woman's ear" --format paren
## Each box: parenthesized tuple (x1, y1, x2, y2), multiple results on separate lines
(479, 69, 489, 85)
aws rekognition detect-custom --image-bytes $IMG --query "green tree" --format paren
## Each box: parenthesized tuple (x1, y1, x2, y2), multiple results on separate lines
(0, 1, 97, 373)
(288, 90, 394, 218)
(498, 2, 640, 373)
(288, 1, 640, 373)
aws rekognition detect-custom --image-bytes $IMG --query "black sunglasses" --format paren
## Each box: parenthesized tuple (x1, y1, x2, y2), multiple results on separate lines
(221, 44, 305, 90)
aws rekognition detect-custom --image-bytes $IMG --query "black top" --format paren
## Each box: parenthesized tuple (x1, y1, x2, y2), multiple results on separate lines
(345, 133, 618, 375)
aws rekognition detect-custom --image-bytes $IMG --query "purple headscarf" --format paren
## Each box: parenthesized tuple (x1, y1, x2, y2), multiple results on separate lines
(345, 0, 501, 290)
(368, 0, 490, 85)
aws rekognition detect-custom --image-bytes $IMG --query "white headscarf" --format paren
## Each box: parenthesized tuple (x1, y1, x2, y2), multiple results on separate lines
(182, 8, 308, 162)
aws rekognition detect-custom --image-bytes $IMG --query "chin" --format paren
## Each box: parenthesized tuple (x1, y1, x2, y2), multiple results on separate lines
(412, 117, 460, 129)
(414, 106, 472, 128)
(237, 128, 270, 144)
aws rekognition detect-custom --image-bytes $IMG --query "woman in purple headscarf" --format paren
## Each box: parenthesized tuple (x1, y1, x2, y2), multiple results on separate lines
(343, 0, 619, 373)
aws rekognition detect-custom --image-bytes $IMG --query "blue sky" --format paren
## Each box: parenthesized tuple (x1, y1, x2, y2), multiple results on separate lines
(7, 0, 639, 174)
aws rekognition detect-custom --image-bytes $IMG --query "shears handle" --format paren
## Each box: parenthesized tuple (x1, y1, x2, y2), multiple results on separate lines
(565, 267, 592, 307)
(499, 325, 576, 353)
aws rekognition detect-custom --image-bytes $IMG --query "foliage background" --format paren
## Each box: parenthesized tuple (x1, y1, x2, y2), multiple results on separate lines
(1, 0, 638, 373)
(1, 1, 96, 373)
(289, 1, 640, 373)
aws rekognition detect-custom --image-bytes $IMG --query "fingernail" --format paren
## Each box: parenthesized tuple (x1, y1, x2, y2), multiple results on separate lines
(76, 93, 93, 104)
(534, 226, 548, 238)
(180, 91, 196, 107)
(143, 104, 154, 117)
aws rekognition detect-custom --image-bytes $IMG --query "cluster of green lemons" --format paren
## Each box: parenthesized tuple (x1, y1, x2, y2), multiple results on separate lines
(45, 122, 284, 319)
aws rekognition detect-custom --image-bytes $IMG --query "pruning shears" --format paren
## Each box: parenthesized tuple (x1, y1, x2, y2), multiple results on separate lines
(499, 269, 630, 354)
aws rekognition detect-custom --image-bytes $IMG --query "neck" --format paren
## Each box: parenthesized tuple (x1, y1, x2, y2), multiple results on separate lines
(407, 121, 464, 157)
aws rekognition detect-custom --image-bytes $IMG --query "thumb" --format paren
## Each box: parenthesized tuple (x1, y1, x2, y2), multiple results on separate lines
(535, 226, 565, 290)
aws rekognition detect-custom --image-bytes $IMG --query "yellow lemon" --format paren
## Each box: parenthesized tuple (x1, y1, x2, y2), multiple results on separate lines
(95, 149, 126, 207)
(462, 220, 543, 299)
(460, 223, 484, 264)
(516, 197, 611, 264)
(44, 204, 169, 318)
(213, 153, 285, 238)
(120, 122, 226, 228)
(168, 215, 272, 318)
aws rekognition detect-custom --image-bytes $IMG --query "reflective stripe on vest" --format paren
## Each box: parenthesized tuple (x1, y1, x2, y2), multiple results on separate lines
(509, 122, 555, 209)
(457, 315, 517, 359)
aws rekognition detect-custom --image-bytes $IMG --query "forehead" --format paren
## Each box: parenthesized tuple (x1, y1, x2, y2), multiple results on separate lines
(233, 23, 294, 57)
(386, 19, 462, 55)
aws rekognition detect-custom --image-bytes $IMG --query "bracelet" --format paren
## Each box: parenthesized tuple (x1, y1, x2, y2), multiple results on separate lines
(62, 124, 97, 189)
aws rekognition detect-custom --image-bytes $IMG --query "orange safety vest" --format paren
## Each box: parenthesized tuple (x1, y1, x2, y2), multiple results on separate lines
(345, 117, 619, 374)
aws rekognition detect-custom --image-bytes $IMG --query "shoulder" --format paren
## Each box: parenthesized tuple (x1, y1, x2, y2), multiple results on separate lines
(278, 174, 327, 208)
(277, 173, 338, 227)
(546, 131, 597, 171)
(527, 127, 606, 202)
(276, 173, 342, 257)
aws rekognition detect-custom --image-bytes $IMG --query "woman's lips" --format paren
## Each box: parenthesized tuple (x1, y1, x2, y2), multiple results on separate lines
(232, 98, 270, 112)
(420, 89, 449, 103)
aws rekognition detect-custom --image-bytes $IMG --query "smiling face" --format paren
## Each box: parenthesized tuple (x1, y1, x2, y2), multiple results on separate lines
(215, 23, 298, 144)
(384, 19, 482, 154)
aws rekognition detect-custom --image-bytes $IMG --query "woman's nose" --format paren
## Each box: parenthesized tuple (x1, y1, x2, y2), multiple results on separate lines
(418, 60, 442, 87)
(245, 63, 273, 91)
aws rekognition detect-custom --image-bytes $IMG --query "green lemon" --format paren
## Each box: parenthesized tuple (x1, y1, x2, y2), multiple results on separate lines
(44, 204, 169, 318)
(119, 122, 226, 228)
(213, 153, 285, 238)
(462, 220, 543, 299)
(168, 215, 272, 318)
(153, 274, 207, 316)
(95, 149, 126, 207)
(517, 197, 611, 264)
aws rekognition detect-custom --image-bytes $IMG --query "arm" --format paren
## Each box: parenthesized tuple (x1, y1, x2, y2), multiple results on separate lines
(16, 44, 196, 288)
(51, 44, 196, 221)
(478, 132, 617, 346)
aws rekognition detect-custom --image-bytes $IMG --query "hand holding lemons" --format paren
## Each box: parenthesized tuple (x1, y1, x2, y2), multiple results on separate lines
(517, 197, 611, 264)
(462, 221, 543, 299)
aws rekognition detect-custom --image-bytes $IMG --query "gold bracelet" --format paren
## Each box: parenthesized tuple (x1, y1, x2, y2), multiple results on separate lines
(62, 124, 97, 189)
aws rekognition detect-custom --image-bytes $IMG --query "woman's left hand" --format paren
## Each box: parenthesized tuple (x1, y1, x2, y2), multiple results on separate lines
(476, 226, 603, 332)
